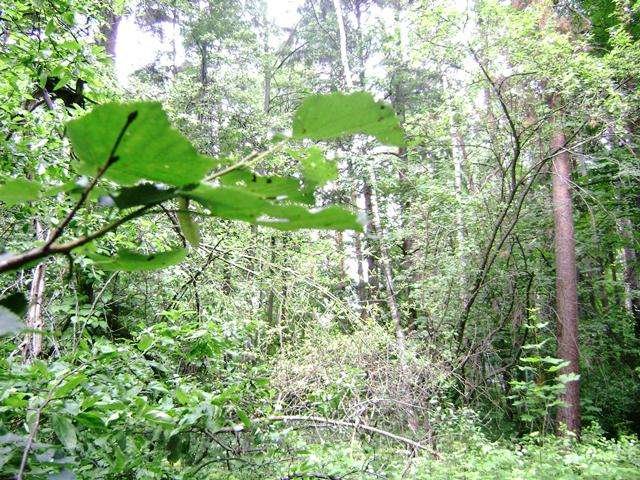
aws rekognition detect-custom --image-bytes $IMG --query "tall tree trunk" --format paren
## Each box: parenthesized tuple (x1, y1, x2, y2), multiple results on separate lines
(351, 190, 367, 309)
(392, 0, 417, 323)
(101, 11, 121, 59)
(549, 100, 581, 436)
(199, 43, 209, 88)
(451, 124, 468, 305)
(332, 0, 367, 312)
(332, 0, 353, 90)
(363, 180, 379, 300)
(266, 235, 276, 325)
(620, 213, 640, 338)
(22, 219, 47, 361)
(368, 168, 406, 354)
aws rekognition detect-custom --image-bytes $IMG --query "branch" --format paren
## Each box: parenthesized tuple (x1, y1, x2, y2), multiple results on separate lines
(209, 415, 431, 453)
(204, 142, 282, 182)
(44, 110, 139, 249)
(0, 205, 151, 274)
(0, 112, 146, 274)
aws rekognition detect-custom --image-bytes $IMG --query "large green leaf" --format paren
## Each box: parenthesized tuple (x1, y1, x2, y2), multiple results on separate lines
(298, 147, 338, 189)
(89, 247, 187, 271)
(177, 197, 201, 247)
(0, 292, 27, 336)
(185, 185, 271, 223)
(184, 184, 361, 231)
(51, 415, 77, 451)
(54, 374, 88, 398)
(66, 102, 215, 186)
(259, 204, 362, 231)
(0, 178, 41, 206)
(112, 184, 176, 209)
(220, 169, 312, 204)
(292, 92, 405, 147)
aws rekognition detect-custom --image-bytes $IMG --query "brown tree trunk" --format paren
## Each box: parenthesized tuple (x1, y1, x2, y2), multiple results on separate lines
(549, 102, 581, 436)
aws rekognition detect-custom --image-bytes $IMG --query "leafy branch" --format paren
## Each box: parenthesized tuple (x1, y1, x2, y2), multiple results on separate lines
(0, 112, 141, 274)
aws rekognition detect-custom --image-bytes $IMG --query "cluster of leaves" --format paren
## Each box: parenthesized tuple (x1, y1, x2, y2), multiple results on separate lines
(0, 316, 274, 478)
(0, 91, 404, 334)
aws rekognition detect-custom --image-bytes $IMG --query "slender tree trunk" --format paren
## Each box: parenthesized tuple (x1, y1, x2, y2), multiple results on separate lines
(101, 11, 121, 59)
(170, 5, 179, 76)
(332, 0, 353, 90)
(451, 125, 468, 301)
(22, 220, 47, 361)
(262, 4, 271, 114)
(549, 101, 581, 436)
(200, 43, 208, 88)
(332, 0, 368, 312)
(620, 214, 640, 337)
(266, 236, 276, 325)
(392, 1, 418, 323)
(351, 191, 367, 309)
(363, 179, 379, 300)
(368, 168, 405, 354)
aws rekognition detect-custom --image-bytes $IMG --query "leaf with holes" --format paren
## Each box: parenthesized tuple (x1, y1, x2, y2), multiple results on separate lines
(298, 147, 337, 190)
(220, 169, 311, 204)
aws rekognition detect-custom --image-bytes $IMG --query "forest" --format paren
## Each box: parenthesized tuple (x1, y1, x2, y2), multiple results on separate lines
(1, 0, 639, 478)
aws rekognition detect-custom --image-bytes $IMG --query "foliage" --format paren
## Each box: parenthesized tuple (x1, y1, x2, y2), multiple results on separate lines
(1, 0, 640, 478)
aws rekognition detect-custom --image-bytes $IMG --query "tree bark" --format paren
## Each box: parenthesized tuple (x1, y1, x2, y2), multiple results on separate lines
(332, 0, 353, 90)
(549, 101, 581, 436)
(101, 11, 121, 59)
(620, 213, 640, 338)
(22, 219, 47, 362)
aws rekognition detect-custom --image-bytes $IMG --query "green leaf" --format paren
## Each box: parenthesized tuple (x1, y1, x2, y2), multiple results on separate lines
(112, 184, 176, 209)
(236, 408, 251, 428)
(184, 184, 361, 231)
(137, 334, 154, 351)
(89, 248, 187, 271)
(0, 292, 27, 316)
(177, 198, 201, 247)
(0, 293, 27, 336)
(299, 147, 338, 189)
(220, 169, 312, 204)
(0, 178, 41, 206)
(185, 185, 275, 223)
(292, 91, 405, 147)
(259, 205, 362, 231)
(145, 409, 175, 425)
(66, 102, 215, 186)
(75, 412, 105, 430)
(51, 416, 77, 451)
(55, 374, 88, 398)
